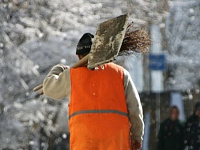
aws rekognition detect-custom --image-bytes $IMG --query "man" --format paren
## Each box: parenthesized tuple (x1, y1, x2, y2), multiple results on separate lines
(157, 106, 184, 150)
(43, 33, 144, 150)
(184, 102, 200, 150)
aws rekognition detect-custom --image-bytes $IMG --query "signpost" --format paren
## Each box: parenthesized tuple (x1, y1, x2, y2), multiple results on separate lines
(148, 53, 166, 71)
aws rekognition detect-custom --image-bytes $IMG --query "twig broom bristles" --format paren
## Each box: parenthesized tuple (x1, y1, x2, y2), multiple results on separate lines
(120, 22, 151, 53)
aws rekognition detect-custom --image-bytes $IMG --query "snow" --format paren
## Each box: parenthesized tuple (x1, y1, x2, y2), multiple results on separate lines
(165, 1, 200, 91)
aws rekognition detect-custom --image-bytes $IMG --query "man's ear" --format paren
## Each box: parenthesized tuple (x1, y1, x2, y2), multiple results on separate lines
(78, 55, 82, 60)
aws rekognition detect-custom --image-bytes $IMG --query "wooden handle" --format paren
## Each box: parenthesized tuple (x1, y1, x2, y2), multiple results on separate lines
(71, 54, 89, 68)
(33, 84, 43, 92)
(33, 54, 89, 94)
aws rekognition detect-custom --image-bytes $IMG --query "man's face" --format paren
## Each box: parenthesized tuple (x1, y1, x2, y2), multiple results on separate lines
(78, 55, 83, 60)
(170, 108, 179, 121)
(196, 109, 200, 118)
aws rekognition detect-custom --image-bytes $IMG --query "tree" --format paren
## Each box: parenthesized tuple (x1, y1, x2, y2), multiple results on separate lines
(165, 1, 200, 91)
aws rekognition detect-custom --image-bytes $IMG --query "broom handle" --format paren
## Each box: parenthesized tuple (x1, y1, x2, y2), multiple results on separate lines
(71, 54, 89, 68)
(33, 84, 43, 92)
(33, 54, 89, 93)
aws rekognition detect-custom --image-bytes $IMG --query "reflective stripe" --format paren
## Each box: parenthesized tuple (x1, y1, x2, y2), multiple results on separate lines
(69, 109, 128, 119)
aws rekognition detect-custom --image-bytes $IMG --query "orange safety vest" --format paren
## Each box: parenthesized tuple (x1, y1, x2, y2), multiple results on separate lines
(69, 63, 130, 150)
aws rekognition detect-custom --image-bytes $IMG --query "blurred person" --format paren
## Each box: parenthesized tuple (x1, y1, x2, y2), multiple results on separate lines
(157, 106, 184, 150)
(184, 102, 200, 150)
(42, 33, 144, 150)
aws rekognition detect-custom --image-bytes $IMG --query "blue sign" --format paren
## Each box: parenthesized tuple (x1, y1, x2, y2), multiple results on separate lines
(148, 54, 166, 71)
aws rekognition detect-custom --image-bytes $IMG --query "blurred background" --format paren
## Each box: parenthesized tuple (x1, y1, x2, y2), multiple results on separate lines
(0, 0, 200, 149)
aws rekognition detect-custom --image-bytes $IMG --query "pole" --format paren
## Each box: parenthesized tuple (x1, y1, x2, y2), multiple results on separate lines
(156, 93, 160, 135)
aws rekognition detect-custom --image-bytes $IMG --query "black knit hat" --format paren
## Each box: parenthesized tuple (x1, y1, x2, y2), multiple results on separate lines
(76, 33, 94, 55)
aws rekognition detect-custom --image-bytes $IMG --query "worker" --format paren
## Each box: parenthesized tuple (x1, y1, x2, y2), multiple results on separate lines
(43, 33, 144, 150)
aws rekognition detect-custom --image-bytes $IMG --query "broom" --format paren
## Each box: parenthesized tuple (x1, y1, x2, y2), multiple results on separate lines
(33, 22, 151, 95)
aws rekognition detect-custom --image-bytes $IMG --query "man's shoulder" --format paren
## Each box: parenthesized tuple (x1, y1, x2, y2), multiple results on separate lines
(105, 63, 125, 72)
(106, 63, 130, 73)
(70, 66, 88, 72)
(186, 114, 197, 123)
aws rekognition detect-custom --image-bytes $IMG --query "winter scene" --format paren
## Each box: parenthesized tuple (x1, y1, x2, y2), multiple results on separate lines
(1, 0, 200, 150)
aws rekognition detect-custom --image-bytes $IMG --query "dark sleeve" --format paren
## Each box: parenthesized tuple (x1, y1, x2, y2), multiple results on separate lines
(156, 123, 165, 150)
(180, 121, 185, 150)
(183, 119, 192, 147)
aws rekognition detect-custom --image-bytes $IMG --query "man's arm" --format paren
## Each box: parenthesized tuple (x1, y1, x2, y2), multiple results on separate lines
(124, 69, 144, 143)
(43, 64, 71, 100)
